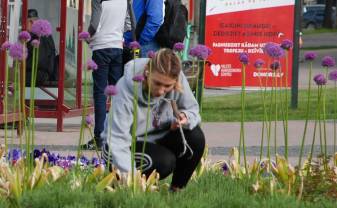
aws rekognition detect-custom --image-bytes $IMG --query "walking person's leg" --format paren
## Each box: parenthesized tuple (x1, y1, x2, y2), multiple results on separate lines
(82, 49, 109, 150)
(107, 48, 123, 85)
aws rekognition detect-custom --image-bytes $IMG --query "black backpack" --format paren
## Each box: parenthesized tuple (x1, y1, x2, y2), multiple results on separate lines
(135, 0, 188, 49)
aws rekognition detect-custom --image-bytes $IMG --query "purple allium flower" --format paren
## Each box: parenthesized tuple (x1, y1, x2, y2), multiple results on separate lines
(1, 41, 11, 51)
(313, 74, 327, 85)
(173, 42, 185, 52)
(263, 42, 285, 58)
(254, 59, 265, 69)
(86, 59, 98, 71)
(189, 44, 212, 60)
(147, 50, 156, 58)
(304, 51, 317, 61)
(19, 31, 31, 42)
(328, 70, 337, 81)
(104, 85, 118, 96)
(9, 43, 27, 61)
(321, 56, 336, 68)
(270, 61, 281, 71)
(31, 39, 40, 48)
(31, 19, 52, 37)
(239, 52, 249, 65)
(132, 74, 145, 82)
(280, 39, 293, 50)
(78, 31, 90, 41)
(85, 115, 94, 126)
(129, 41, 140, 50)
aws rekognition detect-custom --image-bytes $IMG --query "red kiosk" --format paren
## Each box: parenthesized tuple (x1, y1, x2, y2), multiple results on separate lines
(0, 0, 93, 132)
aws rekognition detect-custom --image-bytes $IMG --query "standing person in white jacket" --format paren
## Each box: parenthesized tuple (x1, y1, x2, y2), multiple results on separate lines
(82, 0, 127, 150)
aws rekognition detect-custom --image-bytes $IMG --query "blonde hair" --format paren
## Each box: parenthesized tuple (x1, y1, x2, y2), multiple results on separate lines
(147, 48, 182, 91)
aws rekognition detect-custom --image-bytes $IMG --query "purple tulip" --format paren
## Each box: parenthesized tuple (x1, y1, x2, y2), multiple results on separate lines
(328, 70, 337, 81)
(304, 51, 317, 61)
(19, 31, 31, 42)
(254, 59, 265, 69)
(280, 39, 293, 50)
(263, 42, 285, 58)
(313, 74, 327, 85)
(147, 50, 156, 58)
(31, 39, 40, 48)
(129, 41, 141, 50)
(9, 43, 27, 61)
(132, 74, 145, 82)
(270, 61, 281, 71)
(78, 31, 90, 41)
(31, 19, 52, 37)
(173, 42, 185, 52)
(239, 52, 249, 65)
(1, 41, 11, 51)
(85, 115, 94, 126)
(104, 85, 118, 96)
(321, 56, 336, 68)
(86, 59, 98, 71)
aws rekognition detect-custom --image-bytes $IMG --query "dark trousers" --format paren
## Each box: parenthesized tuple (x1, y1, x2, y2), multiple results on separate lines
(104, 125, 205, 188)
(92, 48, 123, 138)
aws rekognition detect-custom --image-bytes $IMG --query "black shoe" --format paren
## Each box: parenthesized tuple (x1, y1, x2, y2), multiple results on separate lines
(81, 138, 103, 150)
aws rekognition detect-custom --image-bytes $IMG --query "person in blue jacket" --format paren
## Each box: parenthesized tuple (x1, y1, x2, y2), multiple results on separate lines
(124, 0, 164, 57)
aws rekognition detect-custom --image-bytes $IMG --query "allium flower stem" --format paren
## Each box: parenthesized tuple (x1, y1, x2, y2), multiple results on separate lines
(258, 75, 269, 161)
(131, 81, 139, 193)
(141, 61, 153, 171)
(87, 127, 101, 163)
(77, 44, 89, 170)
(267, 74, 274, 164)
(308, 86, 323, 169)
(273, 71, 278, 155)
(192, 59, 196, 96)
(200, 60, 207, 112)
(195, 61, 200, 103)
(3, 50, 10, 152)
(322, 67, 329, 168)
(107, 98, 113, 170)
(298, 61, 313, 168)
(238, 64, 247, 171)
(334, 81, 337, 165)
(21, 43, 29, 148)
(284, 52, 289, 160)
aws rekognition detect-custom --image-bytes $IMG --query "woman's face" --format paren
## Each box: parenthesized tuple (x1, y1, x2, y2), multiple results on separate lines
(148, 71, 177, 97)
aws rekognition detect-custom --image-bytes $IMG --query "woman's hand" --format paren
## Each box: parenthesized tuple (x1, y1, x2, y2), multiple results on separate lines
(170, 112, 188, 130)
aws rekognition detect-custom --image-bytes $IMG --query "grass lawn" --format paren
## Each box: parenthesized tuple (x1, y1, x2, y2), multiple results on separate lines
(2, 171, 334, 208)
(201, 87, 337, 122)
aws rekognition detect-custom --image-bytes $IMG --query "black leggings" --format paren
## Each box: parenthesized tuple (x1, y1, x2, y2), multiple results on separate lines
(105, 125, 205, 188)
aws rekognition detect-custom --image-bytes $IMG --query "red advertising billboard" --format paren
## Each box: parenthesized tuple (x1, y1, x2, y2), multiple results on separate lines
(205, 0, 295, 88)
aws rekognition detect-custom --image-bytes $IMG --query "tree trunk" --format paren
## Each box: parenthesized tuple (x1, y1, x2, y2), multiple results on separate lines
(323, 0, 334, 28)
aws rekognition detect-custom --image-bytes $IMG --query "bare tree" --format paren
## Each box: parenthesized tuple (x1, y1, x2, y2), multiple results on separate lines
(323, 0, 334, 28)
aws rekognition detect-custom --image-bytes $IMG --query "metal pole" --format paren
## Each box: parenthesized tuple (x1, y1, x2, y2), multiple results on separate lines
(291, 0, 302, 109)
(196, 0, 206, 105)
(57, 0, 67, 131)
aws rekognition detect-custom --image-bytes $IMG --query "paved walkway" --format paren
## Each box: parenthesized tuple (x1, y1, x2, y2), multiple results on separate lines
(1, 117, 335, 164)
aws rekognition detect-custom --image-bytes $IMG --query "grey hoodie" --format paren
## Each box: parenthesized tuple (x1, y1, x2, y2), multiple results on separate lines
(101, 58, 201, 173)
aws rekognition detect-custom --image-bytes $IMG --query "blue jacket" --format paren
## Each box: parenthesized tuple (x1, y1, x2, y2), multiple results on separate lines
(124, 0, 164, 45)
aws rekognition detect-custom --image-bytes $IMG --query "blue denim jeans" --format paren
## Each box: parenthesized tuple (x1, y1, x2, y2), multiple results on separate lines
(92, 48, 123, 139)
(140, 40, 160, 57)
